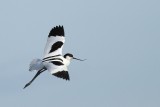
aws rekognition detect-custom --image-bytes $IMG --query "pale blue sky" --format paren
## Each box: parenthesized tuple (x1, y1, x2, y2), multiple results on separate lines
(0, 0, 160, 107)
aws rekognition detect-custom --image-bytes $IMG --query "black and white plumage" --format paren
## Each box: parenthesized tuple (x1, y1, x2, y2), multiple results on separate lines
(24, 25, 85, 89)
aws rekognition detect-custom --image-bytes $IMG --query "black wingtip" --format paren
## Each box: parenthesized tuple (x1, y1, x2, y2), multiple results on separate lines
(48, 25, 64, 37)
(53, 71, 70, 80)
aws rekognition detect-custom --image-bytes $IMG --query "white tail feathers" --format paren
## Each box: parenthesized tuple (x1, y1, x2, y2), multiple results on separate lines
(29, 59, 44, 71)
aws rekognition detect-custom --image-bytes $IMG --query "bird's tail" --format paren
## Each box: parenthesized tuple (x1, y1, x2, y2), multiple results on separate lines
(29, 59, 44, 71)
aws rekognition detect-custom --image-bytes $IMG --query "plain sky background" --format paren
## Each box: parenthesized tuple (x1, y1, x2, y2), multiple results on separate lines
(0, 0, 160, 107)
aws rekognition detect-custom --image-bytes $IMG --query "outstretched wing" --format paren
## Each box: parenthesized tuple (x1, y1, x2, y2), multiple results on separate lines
(43, 25, 65, 58)
(43, 61, 70, 80)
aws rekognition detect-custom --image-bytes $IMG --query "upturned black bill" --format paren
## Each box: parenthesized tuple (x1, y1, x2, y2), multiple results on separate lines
(73, 57, 86, 61)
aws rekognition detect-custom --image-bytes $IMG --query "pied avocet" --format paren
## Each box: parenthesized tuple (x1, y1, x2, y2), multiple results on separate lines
(24, 25, 85, 89)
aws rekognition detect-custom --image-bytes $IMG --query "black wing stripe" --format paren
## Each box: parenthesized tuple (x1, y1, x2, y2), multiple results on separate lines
(43, 55, 61, 60)
(42, 58, 63, 62)
(48, 25, 64, 37)
(51, 61, 64, 66)
(49, 41, 63, 53)
(53, 71, 70, 80)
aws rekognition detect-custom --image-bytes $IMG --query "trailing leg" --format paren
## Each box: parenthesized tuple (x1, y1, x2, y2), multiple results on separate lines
(23, 68, 46, 89)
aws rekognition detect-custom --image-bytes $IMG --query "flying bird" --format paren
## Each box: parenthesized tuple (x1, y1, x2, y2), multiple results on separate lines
(24, 25, 85, 89)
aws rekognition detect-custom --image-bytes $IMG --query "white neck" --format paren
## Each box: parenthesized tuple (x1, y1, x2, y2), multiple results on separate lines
(64, 56, 72, 66)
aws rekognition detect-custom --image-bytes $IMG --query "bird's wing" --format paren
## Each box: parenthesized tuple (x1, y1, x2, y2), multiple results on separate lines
(43, 25, 65, 58)
(43, 61, 70, 80)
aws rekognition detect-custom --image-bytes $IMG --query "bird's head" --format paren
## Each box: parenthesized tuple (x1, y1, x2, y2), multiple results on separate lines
(64, 53, 86, 61)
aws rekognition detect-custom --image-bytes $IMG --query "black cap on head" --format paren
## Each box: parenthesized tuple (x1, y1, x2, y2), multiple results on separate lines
(64, 53, 86, 61)
(64, 53, 73, 58)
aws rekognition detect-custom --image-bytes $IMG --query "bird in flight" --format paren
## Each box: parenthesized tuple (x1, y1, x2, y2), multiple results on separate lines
(24, 25, 85, 89)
